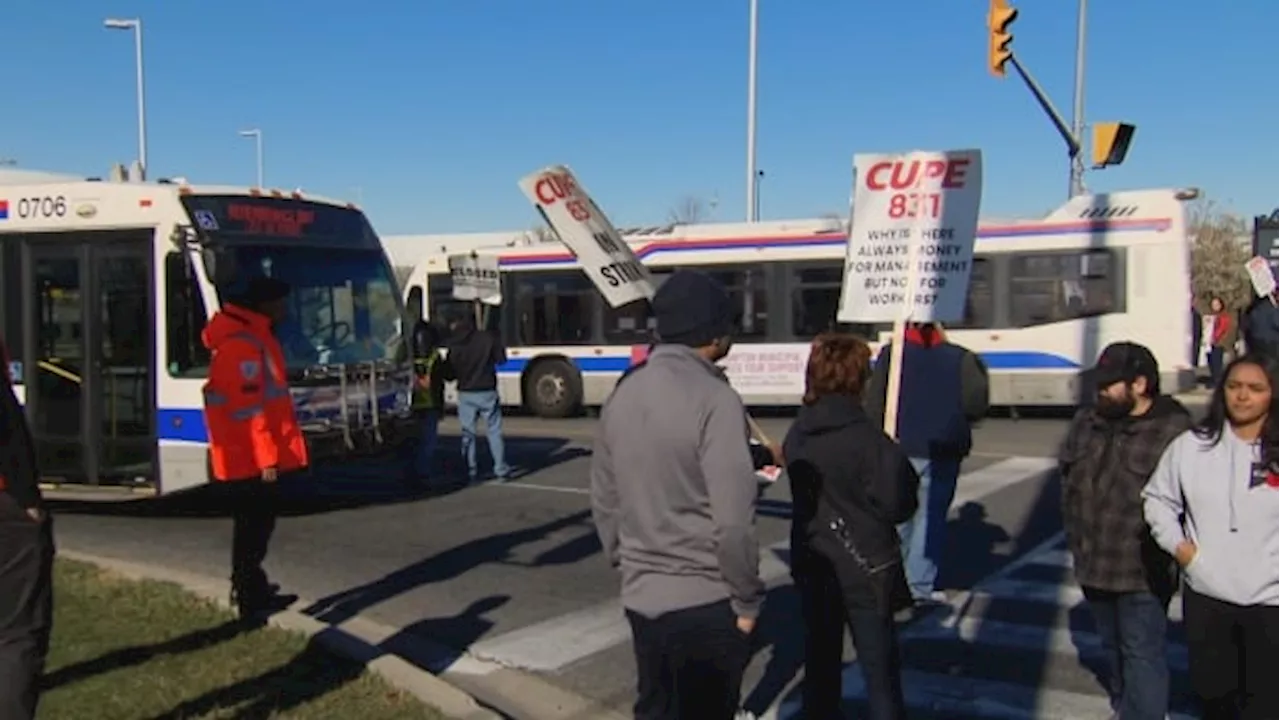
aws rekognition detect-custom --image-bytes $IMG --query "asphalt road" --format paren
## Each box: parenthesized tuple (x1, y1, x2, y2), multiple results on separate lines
(49, 405, 1203, 718)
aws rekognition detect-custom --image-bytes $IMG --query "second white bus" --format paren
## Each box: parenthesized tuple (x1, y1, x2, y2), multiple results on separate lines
(399, 187, 1198, 418)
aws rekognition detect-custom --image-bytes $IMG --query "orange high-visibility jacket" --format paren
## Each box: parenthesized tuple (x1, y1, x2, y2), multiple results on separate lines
(201, 304, 309, 481)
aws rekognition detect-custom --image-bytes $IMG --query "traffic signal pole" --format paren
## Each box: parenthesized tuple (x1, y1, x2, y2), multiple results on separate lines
(1007, 55, 1081, 176)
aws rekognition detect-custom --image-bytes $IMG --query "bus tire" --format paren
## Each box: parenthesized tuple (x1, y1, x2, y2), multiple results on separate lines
(524, 359, 581, 419)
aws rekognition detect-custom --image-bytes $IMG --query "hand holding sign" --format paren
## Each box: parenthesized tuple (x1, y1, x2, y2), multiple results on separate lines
(518, 165, 656, 308)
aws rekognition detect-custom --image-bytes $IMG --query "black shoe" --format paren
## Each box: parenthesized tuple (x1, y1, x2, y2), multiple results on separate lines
(232, 585, 298, 619)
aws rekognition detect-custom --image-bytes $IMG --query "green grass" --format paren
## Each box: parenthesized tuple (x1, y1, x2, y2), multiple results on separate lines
(38, 559, 445, 720)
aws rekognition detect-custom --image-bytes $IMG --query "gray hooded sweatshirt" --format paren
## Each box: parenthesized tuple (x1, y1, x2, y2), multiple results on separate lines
(590, 344, 764, 620)
(1142, 427, 1279, 607)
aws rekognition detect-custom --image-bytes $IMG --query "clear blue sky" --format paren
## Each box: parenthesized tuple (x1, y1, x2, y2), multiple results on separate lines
(2, 1, 1274, 235)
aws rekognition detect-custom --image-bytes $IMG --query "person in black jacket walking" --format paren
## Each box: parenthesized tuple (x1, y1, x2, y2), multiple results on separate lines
(864, 322, 989, 608)
(0, 339, 55, 720)
(784, 332, 920, 720)
(440, 313, 509, 483)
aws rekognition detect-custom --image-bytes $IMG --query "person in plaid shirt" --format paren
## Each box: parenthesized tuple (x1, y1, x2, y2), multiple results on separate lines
(1058, 341, 1193, 720)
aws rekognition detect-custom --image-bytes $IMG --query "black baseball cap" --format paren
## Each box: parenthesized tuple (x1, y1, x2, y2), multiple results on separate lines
(243, 276, 291, 304)
(1093, 341, 1159, 389)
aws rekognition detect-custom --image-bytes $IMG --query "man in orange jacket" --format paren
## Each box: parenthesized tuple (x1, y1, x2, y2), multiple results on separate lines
(202, 276, 309, 617)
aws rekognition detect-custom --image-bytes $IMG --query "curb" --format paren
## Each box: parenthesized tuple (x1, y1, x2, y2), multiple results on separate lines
(56, 550, 623, 720)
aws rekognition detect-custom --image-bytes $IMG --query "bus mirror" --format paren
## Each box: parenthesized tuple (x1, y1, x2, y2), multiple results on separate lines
(201, 247, 239, 285)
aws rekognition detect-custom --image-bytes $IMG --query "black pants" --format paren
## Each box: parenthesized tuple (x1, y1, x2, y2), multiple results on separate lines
(1183, 588, 1278, 720)
(0, 499, 54, 720)
(226, 480, 279, 601)
(625, 599, 751, 720)
(797, 553, 906, 720)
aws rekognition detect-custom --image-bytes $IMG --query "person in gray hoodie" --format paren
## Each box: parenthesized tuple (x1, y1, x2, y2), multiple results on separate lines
(590, 270, 763, 720)
(1142, 352, 1278, 720)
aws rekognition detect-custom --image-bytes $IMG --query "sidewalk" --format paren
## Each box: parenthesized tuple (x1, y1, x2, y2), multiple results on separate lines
(58, 549, 627, 720)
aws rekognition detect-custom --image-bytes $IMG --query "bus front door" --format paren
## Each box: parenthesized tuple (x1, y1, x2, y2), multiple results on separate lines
(22, 235, 156, 489)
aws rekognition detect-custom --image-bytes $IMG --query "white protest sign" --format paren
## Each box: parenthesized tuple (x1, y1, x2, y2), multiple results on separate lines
(837, 149, 983, 323)
(518, 165, 656, 308)
(1245, 255, 1277, 298)
(447, 253, 502, 305)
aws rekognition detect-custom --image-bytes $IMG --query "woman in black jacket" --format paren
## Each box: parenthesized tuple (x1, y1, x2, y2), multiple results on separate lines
(783, 332, 920, 720)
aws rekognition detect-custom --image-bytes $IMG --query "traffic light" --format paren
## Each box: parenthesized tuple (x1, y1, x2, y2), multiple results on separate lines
(1091, 122, 1136, 168)
(987, 0, 1018, 78)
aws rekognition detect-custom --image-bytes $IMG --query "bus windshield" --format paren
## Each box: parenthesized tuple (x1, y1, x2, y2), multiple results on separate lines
(181, 195, 406, 369)
(224, 245, 405, 369)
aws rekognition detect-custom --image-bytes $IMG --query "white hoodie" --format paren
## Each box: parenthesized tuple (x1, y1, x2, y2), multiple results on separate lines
(1142, 426, 1279, 607)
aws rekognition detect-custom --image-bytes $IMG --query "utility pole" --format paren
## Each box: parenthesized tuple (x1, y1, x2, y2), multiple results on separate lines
(1068, 0, 1088, 198)
(745, 0, 759, 222)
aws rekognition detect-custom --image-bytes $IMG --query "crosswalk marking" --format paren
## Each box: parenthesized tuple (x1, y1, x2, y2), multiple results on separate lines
(768, 532, 1196, 720)
(469, 455, 1054, 673)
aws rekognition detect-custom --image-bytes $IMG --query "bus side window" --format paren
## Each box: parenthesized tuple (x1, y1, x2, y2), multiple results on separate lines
(164, 252, 212, 378)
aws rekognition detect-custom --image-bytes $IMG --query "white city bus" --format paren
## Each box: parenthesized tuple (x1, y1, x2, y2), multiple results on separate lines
(399, 187, 1198, 418)
(0, 168, 415, 499)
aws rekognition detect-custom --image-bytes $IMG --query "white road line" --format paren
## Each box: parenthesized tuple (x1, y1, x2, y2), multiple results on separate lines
(774, 668, 1196, 720)
(492, 481, 591, 495)
(467, 459, 1051, 673)
(759, 533, 1190, 720)
(950, 456, 1057, 508)
(906, 617, 1189, 672)
(469, 539, 794, 671)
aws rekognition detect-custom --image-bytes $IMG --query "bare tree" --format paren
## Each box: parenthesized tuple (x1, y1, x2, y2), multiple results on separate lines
(525, 225, 558, 244)
(667, 195, 708, 225)
(1189, 198, 1252, 311)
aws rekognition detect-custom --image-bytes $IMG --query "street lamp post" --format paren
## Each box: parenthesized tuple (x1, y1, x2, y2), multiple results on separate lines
(104, 17, 148, 178)
(745, 0, 760, 222)
(239, 129, 264, 188)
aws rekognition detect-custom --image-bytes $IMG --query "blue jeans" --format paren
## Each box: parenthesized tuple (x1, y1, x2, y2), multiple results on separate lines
(1083, 587, 1170, 720)
(457, 389, 508, 480)
(896, 456, 960, 601)
(413, 409, 440, 477)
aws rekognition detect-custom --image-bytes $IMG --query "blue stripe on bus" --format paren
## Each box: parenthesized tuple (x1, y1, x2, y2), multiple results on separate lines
(495, 350, 1080, 374)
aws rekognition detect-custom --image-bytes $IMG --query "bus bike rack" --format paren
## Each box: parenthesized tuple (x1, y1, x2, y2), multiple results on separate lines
(300, 360, 404, 454)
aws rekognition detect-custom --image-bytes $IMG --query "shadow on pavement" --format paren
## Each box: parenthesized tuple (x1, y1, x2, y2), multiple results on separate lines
(301, 509, 595, 629)
(47, 434, 589, 520)
(768, 466, 1070, 718)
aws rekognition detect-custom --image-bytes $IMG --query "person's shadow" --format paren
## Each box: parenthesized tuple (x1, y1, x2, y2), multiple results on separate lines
(938, 501, 1011, 590)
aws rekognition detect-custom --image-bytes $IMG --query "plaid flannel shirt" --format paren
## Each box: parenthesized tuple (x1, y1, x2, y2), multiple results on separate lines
(1058, 397, 1193, 594)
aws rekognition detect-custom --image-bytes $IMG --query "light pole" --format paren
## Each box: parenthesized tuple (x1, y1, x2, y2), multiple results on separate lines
(104, 17, 148, 178)
(1068, 0, 1087, 198)
(239, 129, 264, 188)
(745, 0, 759, 222)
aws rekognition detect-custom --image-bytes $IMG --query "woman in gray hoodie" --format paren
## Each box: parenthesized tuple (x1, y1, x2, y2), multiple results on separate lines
(1142, 353, 1278, 720)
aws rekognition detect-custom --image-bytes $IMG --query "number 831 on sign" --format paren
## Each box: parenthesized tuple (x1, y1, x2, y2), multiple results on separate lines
(887, 192, 941, 220)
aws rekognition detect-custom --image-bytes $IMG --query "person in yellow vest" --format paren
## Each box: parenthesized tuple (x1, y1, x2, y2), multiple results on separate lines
(407, 319, 445, 482)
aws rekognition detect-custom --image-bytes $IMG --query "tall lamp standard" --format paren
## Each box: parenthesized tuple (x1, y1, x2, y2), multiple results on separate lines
(239, 129, 264, 188)
(104, 17, 148, 178)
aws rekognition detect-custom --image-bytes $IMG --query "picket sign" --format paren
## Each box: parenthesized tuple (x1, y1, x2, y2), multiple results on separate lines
(836, 149, 984, 439)
(447, 251, 503, 328)
(519, 165, 776, 452)
(1245, 255, 1278, 304)
(517, 165, 656, 307)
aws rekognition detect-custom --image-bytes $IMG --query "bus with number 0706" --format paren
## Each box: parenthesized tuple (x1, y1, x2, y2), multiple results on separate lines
(396, 186, 1199, 419)
(0, 167, 416, 500)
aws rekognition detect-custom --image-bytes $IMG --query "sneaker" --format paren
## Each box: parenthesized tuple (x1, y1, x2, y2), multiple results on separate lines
(735, 711, 757, 720)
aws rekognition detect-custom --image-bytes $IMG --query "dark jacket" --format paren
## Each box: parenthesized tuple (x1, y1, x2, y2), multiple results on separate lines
(864, 332, 989, 459)
(1244, 296, 1279, 357)
(784, 394, 920, 614)
(0, 341, 42, 511)
(442, 324, 506, 392)
(1058, 394, 1193, 596)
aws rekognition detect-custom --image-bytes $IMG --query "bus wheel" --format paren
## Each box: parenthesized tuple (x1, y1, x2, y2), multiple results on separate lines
(525, 360, 581, 419)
